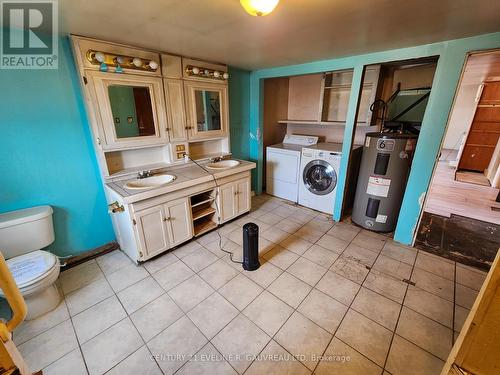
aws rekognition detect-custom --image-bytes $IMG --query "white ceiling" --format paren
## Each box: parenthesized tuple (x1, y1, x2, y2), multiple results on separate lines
(60, 0, 500, 70)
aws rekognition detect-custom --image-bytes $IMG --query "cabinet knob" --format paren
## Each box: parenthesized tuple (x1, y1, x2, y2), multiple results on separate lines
(163, 217, 171, 222)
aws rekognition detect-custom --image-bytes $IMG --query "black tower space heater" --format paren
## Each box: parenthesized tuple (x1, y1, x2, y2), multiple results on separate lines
(242, 223, 260, 271)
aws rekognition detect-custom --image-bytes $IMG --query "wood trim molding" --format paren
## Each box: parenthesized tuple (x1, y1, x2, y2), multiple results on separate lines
(61, 241, 119, 271)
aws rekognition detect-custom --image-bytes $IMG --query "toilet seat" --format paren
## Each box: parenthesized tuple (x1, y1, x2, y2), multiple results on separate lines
(0, 250, 59, 296)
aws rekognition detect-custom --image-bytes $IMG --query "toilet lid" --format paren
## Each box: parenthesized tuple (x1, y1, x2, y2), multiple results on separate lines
(6, 250, 57, 288)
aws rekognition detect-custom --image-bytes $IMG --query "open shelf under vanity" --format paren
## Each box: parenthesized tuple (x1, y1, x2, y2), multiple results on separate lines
(190, 188, 218, 237)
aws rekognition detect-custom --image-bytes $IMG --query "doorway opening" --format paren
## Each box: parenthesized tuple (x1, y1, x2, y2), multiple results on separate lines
(348, 58, 438, 232)
(415, 50, 500, 270)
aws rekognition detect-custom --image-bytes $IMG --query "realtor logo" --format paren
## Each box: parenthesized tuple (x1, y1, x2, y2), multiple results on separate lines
(1, 0, 58, 69)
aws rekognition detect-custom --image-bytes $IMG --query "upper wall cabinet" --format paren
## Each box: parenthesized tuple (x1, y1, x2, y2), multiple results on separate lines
(184, 80, 228, 140)
(320, 67, 380, 125)
(71, 36, 231, 178)
(279, 66, 380, 126)
(89, 72, 169, 150)
(164, 78, 188, 142)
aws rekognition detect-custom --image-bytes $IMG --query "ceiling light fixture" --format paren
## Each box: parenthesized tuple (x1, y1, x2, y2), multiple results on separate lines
(240, 0, 279, 16)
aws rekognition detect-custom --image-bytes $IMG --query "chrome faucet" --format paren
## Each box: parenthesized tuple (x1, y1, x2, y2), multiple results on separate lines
(137, 170, 154, 179)
(210, 156, 223, 163)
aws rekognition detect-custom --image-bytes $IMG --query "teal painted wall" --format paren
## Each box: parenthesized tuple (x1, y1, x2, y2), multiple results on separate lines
(228, 67, 256, 184)
(0, 36, 115, 257)
(228, 67, 251, 159)
(248, 32, 500, 245)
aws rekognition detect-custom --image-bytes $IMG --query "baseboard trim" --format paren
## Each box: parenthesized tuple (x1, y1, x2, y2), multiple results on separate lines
(61, 241, 119, 271)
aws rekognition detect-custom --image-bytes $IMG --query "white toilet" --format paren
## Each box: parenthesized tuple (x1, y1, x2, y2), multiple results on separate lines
(0, 206, 61, 320)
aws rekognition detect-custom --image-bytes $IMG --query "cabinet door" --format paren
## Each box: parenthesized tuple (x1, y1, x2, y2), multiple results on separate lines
(89, 71, 169, 150)
(134, 206, 169, 258)
(236, 177, 251, 215)
(164, 78, 188, 142)
(218, 182, 237, 223)
(184, 81, 228, 140)
(163, 197, 193, 247)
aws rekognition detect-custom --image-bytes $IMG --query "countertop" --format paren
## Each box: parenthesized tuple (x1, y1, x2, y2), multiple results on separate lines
(106, 159, 256, 204)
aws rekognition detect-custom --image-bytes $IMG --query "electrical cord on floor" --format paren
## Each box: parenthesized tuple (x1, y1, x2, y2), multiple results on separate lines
(186, 155, 243, 264)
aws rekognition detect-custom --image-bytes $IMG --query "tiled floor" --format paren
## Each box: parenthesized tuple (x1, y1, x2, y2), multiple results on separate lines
(15, 194, 488, 375)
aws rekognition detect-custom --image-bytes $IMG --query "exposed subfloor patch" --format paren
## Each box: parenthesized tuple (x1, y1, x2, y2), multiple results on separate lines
(415, 212, 499, 270)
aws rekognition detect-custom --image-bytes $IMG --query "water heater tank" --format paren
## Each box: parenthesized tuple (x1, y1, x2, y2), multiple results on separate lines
(352, 132, 417, 232)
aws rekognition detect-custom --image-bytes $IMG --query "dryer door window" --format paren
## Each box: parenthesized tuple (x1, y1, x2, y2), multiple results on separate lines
(302, 160, 337, 195)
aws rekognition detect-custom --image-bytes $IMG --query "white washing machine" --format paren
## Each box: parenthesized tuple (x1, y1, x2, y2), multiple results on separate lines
(266, 135, 319, 202)
(298, 143, 344, 215)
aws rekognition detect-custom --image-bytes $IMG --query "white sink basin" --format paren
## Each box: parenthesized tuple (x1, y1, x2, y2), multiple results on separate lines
(125, 174, 176, 190)
(205, 160, 240, 170)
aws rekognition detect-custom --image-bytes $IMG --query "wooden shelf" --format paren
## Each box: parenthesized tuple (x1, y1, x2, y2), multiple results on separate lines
(324, 83, 373, 90)
(192, 206, 216, 221)
(194, 219, 217, 237)
(324, 84, 352, 90)
(191, 197, 215, 208)
(278, 119, 346, 126)
(277, 119, 369, 126)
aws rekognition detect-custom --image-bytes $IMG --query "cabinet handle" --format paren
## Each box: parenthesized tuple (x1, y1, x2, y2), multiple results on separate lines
(163, 217, 171, 222)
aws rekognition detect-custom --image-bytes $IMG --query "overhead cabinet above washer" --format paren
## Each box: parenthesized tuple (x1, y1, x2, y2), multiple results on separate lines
(277, 67, 380, 126)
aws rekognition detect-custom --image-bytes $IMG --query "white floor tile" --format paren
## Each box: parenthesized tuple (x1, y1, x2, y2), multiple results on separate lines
(106, 345, 162, 375)
(65, 277, 114, 316)
(316, 337, 382, 375)
(212, 314, 270, 374)
(19, 320, 78, 372)
(42, 348, 87, 375)
(81, 318, 142, 375)
(152, 260, 194, 291)
(243, 290, 294, 336)
(267, 272, 312, 308)
(297, 289, 347, 333)
(176, 342, 237, 375)
(14, 300, 69, 345)
(316, 271, 360, 306)
(168, 275, 214, 312)
(117, 276, 164, 314)
(275, 311, 332, 371)
(187, 292, 239, 339)
(219, 274, 263, 310)
(72, 295, 127, 343)
(130, 294, 183, 342)
(148, 316, 208, 375)
(336, 309, 392, 367)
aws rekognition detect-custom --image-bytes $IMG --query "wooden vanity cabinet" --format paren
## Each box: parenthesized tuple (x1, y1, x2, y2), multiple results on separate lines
(133, 197, 193, 259)
(164, 78, 188, 142)
(134, 205, 170, 258)
(111, 170, 252, 263)
(164, 198, 193, 246)
(218, 177, 251, 223)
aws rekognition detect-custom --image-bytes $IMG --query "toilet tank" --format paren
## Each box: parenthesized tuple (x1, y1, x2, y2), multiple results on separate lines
(0, 206, 55, 259)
